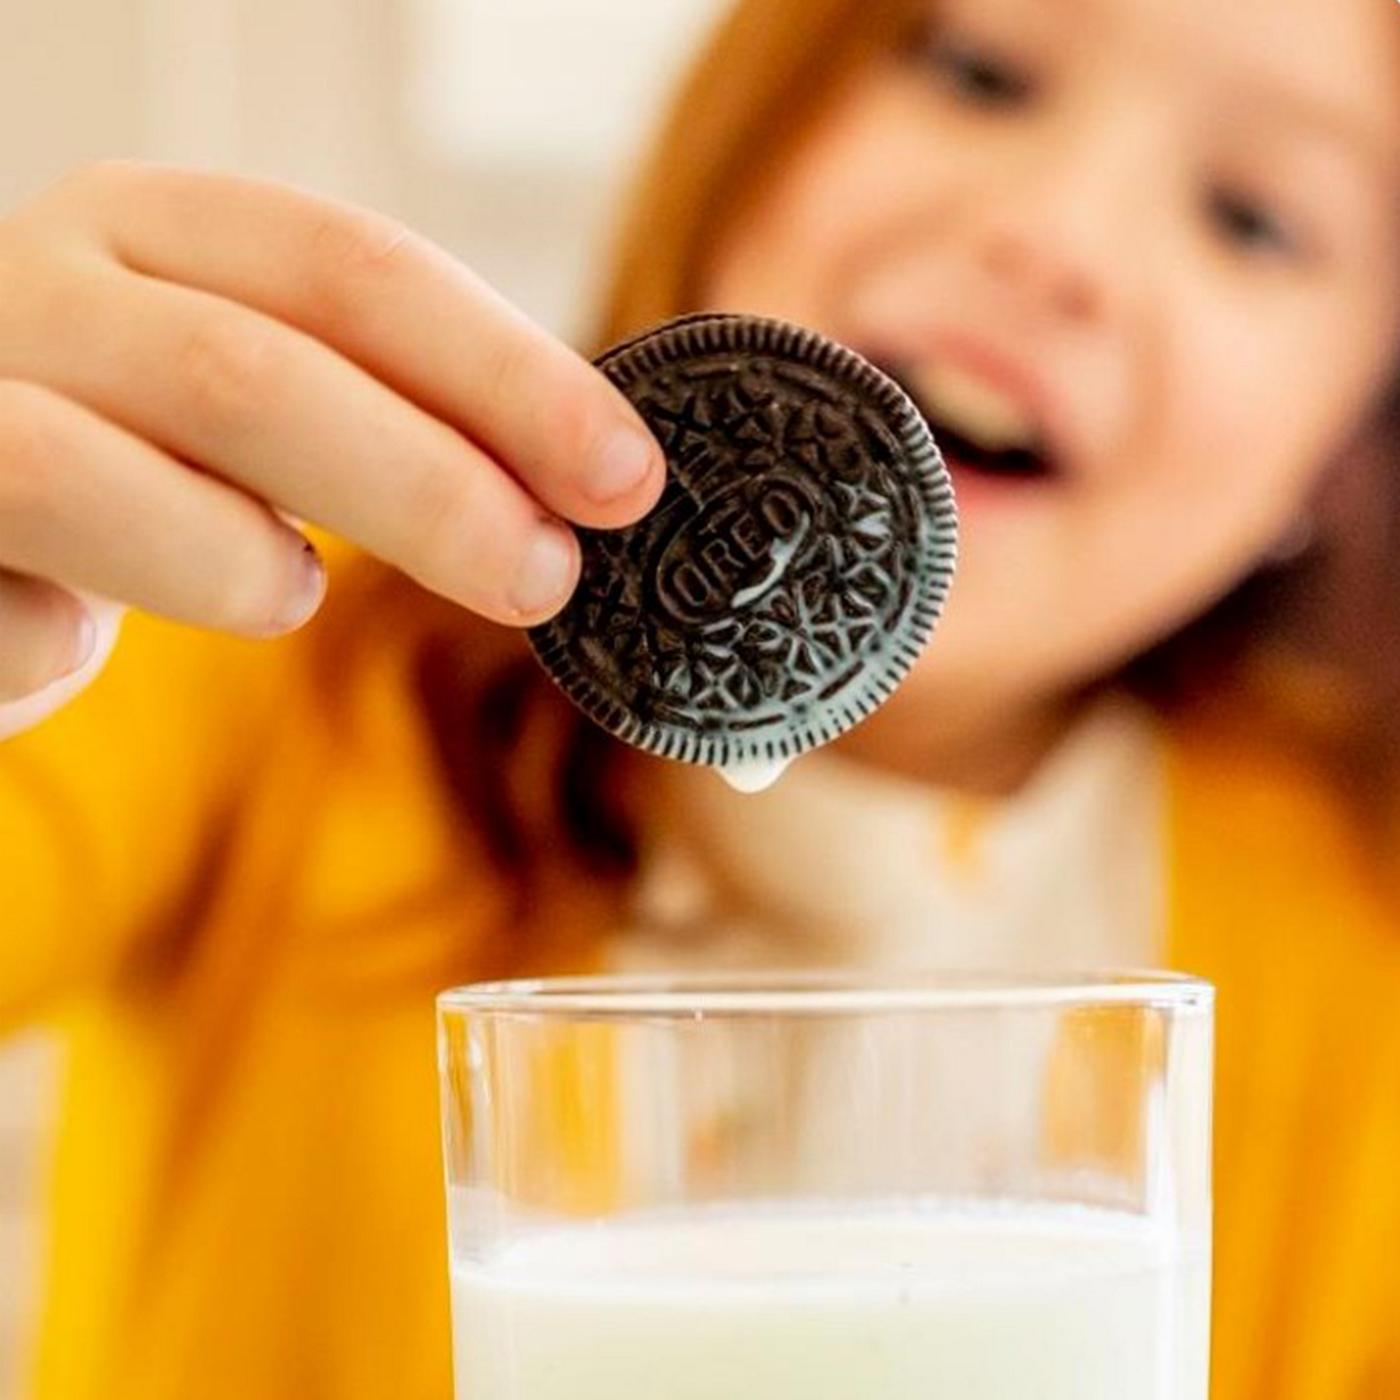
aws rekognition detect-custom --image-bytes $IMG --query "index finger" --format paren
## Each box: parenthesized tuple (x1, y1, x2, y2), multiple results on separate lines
(57, 161, 665, 530)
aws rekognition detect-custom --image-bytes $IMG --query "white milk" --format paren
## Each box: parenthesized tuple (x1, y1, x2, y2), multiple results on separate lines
(452, 1200, 1209, 1399)
(716, 756, 793, 794)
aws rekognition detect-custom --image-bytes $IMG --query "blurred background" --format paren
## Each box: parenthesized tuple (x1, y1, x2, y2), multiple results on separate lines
(0, 1, 728, 1390)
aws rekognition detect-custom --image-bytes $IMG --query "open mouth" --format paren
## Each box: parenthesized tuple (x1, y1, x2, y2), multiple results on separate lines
(876, 357, 1058, 483)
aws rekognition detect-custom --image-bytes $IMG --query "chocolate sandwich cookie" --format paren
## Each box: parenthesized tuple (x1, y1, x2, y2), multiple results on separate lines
(529, 313, 957, 771)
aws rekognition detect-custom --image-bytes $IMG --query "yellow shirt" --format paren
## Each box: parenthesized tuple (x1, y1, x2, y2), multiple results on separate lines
(3, 567, 1400, 1400)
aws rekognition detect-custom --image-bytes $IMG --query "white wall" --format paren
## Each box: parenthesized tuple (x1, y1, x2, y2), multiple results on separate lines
(0, 0, 725, 333)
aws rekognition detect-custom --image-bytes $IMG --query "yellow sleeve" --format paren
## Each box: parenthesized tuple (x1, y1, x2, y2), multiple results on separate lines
(0, 607, 300, 1031)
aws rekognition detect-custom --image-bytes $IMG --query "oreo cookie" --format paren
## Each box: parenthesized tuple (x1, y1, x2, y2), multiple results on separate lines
(529, 313, 957, 776)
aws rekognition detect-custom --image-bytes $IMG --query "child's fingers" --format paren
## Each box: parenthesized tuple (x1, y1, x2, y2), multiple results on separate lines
(0, 379, 323, 637)
(0, 570, 92, 702)
(18, 271, 580, 625)
(48, 161, 665, 530)
(0, 591, 122, 738)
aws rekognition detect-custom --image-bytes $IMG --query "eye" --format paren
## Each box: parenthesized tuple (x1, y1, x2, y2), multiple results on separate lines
(903, 25, 1037, 109)
(1207, 187, 1300, 258)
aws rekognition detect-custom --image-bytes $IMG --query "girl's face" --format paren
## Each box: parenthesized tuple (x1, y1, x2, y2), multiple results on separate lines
(702, 0, 1400, 730)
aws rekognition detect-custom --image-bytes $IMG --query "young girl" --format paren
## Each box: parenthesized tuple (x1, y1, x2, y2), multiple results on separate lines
(2, 0, 1397, 1396)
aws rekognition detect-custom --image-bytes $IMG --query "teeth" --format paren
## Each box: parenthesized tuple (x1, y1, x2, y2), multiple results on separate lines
(909, 363, 1039, 453)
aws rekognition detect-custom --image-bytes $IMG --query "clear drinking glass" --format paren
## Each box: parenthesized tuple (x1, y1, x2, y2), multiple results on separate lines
(439, 971, 1212, 1399)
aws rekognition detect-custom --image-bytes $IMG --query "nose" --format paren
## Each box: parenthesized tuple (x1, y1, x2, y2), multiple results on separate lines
(976, 209, 1104, 325)
(961, 118, 1145, 329)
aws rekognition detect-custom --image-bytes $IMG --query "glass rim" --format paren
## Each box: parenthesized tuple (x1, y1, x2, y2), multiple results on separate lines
(438, 969, 1213, 1019)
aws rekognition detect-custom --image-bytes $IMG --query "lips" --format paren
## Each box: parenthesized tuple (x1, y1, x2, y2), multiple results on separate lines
(871, 352, 1063, 485)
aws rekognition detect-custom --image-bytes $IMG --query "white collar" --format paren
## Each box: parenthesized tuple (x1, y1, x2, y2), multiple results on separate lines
(618, 698, 1166, 973)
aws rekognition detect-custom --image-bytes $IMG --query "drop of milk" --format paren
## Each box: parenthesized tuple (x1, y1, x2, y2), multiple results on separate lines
(715, 755, 793, 795)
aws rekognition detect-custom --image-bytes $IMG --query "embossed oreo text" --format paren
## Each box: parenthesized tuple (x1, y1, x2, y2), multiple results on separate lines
(557, 353, 923, 726)
(654, 473, 820, 626)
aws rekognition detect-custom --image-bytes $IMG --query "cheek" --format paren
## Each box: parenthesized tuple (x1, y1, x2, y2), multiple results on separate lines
(1169, 320, 1348, 497)
(1039, 284, 1393, 672)
(1133, 288, 1390, 586)
(1045, 390, 1326, 675)
(1146, 363, 1319, 554)
(911, 377, 1332, 702)
(1160, 237, 1400, 513)
(701, 84, 944, 323)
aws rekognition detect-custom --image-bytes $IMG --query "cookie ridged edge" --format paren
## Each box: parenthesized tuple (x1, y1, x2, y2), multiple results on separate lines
(530, 313, 958, 768)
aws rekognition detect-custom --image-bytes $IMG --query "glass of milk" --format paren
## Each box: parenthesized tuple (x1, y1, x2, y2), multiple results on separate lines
(438, 971, 1212, 1399)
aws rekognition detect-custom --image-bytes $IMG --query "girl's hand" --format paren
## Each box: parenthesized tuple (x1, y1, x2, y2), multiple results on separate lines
(0, 162, 664, 732)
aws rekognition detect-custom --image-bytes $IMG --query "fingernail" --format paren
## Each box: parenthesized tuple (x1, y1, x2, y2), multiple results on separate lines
(60, 608, 98, 678)
(509, 522, 578, 618)
(271, 542, 327, 632)
(586, 425, 659, 504)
